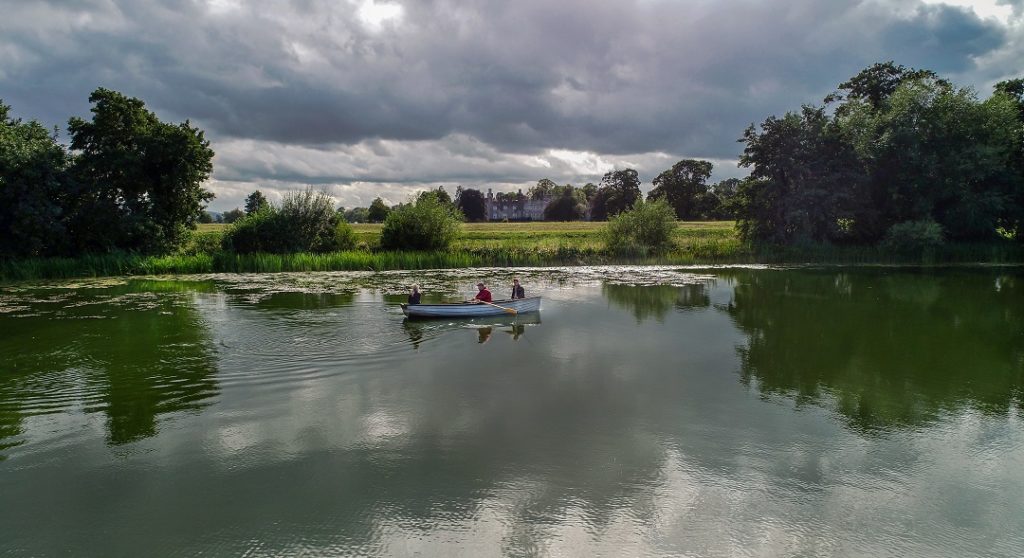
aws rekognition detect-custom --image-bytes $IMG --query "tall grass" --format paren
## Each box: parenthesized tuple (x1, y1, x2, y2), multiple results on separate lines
(2, 222, 1021, 282)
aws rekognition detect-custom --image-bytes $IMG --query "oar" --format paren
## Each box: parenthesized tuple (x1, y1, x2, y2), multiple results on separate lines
(480, 300, 517, 315)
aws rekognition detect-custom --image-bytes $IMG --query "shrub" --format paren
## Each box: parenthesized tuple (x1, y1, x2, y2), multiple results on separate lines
(177, 229, 224, 256)
(880, 220, 944, 253)
(380, 196, 462, 250)
(221, 208, 280, 253)
(603, 198, 677, 253)
(222, 189, 356, 254)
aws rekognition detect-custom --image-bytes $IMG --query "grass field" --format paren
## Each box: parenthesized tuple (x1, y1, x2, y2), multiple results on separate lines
(204, 221, 738, 252)
(4, 221, 1022, 281)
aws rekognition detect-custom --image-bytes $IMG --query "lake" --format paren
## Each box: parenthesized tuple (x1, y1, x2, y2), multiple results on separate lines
(1, 266, 1022, 557)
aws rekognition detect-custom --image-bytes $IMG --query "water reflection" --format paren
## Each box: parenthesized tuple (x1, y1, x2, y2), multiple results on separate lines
(722, 269, 1024, 431)
(402, 314, 540, 349)
(2, 269, 1023, 557)
(0, 282, 219, 450)
(602, 282, 710, 322)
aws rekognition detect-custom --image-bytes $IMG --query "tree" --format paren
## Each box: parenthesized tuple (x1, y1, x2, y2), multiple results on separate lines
(367, 197, 391, 222)
(581, 182, 598, 203)
(342, 206, 370, 223)
(198, 211, 215, 224)
(0, 101, 69, 257)
(994, 78, 1024, 239)
(737, 106, 865, 243)
(824, 61, 948, 112)
(589, 188, 612, 221)
(456, 187, 487, 221)
(245, 190, 269, 214)
(222, 208, 245, 223)
(544, 186, 586, 221)
(417, 186, 453, 206)
(647, 159, 713, 220)
(596, 168, 641, 218)
(839, 80, 1020, 241)
(67, 88, 214, 254)
(528, 178, 557, 200)
(704, 178, 742, 220)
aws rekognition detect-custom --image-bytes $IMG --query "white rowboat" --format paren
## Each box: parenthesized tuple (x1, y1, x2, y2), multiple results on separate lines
(401, 296, 542, 318)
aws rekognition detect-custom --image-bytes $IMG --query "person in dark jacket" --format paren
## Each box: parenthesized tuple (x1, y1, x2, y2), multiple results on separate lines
(408, 285, 421, 305)
(510, 278, 525, 299)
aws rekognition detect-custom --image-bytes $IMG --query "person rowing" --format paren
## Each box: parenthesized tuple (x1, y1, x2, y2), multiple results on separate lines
(471, 282, 492, 303)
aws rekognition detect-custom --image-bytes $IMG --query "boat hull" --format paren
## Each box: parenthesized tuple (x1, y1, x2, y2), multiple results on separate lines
(401, 296, 542, 318)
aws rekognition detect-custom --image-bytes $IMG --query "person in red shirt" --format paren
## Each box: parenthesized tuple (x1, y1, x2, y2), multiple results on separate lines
(473, 282, 492, 303)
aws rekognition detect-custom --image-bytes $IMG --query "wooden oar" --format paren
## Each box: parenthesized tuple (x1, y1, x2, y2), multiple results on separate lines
(479, 300, 517, 315)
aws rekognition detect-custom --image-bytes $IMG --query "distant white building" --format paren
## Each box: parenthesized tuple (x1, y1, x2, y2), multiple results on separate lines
(484, 189, 548, 221)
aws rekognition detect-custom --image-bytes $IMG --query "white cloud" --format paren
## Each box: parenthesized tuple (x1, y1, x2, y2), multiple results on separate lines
(356, 0, 404, 31)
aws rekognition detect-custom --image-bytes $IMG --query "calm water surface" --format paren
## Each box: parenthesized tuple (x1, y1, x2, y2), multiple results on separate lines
(1, 266, 1022, 557)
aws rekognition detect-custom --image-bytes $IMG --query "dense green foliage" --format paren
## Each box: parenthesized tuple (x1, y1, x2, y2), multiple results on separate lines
(0, 103, 69, 257)
(881, 219, 944, 253)
(417, 186, 453, 206)
(222, 189, 356, 254)
(603, 199, 677, 253)
(67, 89, 214, 253)
(455, 187, 487, 222)
(737, 63, 1024, 245)
(647, 159, 713, 220)
(222, 208, 244, 223)
(340, 206, 370, 223)
(544, 185, 587, 221)
(244, 190, 269, 215)
(1, 90, 214, 257)
(590, 169, 642, 220)
(367, 197, 390, 222)
(380, 195, 463, 250)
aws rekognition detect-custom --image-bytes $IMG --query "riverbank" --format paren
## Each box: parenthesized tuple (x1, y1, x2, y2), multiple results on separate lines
(2, 221, 1022, 281)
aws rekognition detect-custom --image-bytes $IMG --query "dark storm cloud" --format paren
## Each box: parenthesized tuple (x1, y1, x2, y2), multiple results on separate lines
(1, 0, 1013, 159)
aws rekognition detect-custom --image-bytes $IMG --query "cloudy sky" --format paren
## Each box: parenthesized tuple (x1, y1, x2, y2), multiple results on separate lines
(2, 0, 1022, 211)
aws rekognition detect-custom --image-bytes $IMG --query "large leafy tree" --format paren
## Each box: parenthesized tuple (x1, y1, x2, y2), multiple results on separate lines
(544, 186, 586, 221)
(417, 186, 453, 206)
(839, 80, 1020, 241)
(737, 63, 1022, 244)
(738, 106, 866, 243)
(593, 168, 641, 219)
(824, 61, 948, 112)
(994, 78, 1024, 239)
(456, 187, 487, 221)
(703, 178, 743, 220)
(245, 190, 269, 214)
(647, 159, 713, 220)
(367, 197, 391, 222)
(0, 102, 70, 257)
(67, 88, 214, 253)
(528, 178, 558, 200)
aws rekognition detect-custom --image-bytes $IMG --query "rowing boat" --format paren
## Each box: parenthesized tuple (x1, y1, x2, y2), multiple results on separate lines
(401, 296, 542, 318)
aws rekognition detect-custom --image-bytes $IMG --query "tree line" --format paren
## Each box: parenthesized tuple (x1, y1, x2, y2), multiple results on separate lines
(325, 166, 741, 224)
(736, 62, 1024, 246)
(5, 62, 1023, 261)
(1, 89, 214, 258)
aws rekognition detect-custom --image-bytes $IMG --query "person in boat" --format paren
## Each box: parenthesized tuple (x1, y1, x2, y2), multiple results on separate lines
(510, 278, 525, 299)
(408, 284, 421, 305)
(472, 282, 492, 303)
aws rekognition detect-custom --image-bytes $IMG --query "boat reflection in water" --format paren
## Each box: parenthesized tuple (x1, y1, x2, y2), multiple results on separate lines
(402, 313, 540, 349)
